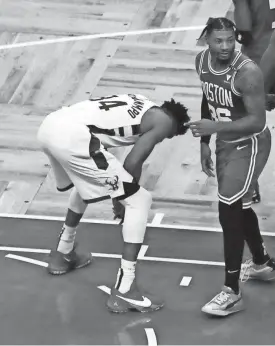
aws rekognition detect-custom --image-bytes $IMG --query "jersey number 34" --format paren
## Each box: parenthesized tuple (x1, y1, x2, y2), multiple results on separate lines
(90, 95, 127, 111)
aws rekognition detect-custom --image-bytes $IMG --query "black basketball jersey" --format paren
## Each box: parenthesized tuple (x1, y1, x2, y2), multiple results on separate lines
(196, 49, 265, 142)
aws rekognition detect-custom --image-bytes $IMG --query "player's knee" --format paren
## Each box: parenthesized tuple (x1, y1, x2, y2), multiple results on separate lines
(120, 187, 152, 244)
(68, 188, 87, 214)
(121, 186, 152, 210)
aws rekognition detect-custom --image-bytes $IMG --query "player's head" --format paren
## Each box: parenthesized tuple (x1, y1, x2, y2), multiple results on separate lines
(160, 99, 190, 137)
(199, 17, 236, 62)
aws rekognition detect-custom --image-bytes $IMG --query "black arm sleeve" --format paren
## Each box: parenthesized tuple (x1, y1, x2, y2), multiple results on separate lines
(200, 93, 211, 145)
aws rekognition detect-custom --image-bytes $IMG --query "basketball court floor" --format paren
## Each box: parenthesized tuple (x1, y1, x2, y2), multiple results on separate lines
(1, 0, 275, 344)
(1, 215, 275, 345)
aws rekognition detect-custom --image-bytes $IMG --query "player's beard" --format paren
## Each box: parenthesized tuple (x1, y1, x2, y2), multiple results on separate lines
(217, 48, 235, 64)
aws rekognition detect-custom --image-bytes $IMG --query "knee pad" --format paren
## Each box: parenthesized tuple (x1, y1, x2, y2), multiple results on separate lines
(120, 187, 152, 243)
(68, 188, 88, 214)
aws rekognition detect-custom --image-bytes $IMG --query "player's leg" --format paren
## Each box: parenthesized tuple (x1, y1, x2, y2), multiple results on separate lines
(241, 128, 275, 281)
(107, 187, 164, 313)
(201, 139, 249, 316)
(37, 118, 92, 274)
(47, 187, 93, 275)
(60, 129, 164, 313)
(86, 150, 164, 313)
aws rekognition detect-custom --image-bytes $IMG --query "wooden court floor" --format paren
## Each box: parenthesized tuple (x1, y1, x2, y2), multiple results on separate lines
(1, 0, 275, 231)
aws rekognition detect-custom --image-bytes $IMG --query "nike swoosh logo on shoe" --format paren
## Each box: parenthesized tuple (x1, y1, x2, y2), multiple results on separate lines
(237, 145, 248, 150)
(116, 295, 152, 307)
(64, 256, 73, 263)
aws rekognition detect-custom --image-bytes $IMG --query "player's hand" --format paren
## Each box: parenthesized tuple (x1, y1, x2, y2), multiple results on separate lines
(112, 198, 125, 224)
(266, 94, 275, 111)
(201, 143, 215, 177)
(186, 119, 218, 137)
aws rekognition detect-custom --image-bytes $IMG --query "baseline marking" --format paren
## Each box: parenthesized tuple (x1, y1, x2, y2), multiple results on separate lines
(180, 276, 192, 286)
(0, 25, 205, 51)
(2, 245, 225, 267)
(98, 285, 111, 295)
(138, 245, 149, 259)
(0, 246, 50, 253)
(145, 328, 158, 346)
(151, 213, 165, 226)
(3, 212, 275, 236)
(6, 254, 48, 267)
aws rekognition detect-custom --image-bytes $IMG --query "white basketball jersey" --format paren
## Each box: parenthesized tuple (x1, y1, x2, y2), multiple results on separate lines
(58, 94, 157, 147)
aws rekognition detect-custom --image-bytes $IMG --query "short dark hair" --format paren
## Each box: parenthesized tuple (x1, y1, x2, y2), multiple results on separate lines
(198, 17, 236, 40)
(161, 99, 190, 135)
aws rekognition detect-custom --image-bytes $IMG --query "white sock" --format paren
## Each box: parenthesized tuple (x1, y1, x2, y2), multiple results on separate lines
(57, 224, 76, 254)
(115, 259, 136, 294)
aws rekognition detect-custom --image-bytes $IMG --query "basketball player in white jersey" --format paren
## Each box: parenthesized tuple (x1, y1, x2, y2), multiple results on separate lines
(37, 93, 190, 313)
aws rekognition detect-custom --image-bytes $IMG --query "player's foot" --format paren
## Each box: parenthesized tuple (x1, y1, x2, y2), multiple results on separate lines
(201, 286, 244, 316)
(240, 258, 275, 282)
(107, 280, 164, 313)
(47, 245, 92, 275)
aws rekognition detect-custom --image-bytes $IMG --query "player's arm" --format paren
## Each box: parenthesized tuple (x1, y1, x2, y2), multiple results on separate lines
(216, 63, 266, 135)
(123, 112, 166, 182)
(232, 0, 253, 46)
(260, 30, 275, 93)
(195, 53, 212, 144)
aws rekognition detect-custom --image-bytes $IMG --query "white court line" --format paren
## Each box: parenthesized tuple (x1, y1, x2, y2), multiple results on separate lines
(145, 328, 158, 346)
(92, 252, 121, 259)
(5, 254, 48, 267)
(143, 256, 224, 267)
(1, 245, 224, 267)
(138, 245, 149, 259)
(0, 246, 50, 253)
(1, 212, 275, 236)
(180, 276, 192, 286)
(98, 285, 111, 295)
(0, 25, 205, 51)
(151, 213, 165, 226)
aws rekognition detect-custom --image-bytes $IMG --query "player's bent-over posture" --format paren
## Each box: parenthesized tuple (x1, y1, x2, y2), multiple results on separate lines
(188, 17, 275, 317)
(37, 93, 190, 313)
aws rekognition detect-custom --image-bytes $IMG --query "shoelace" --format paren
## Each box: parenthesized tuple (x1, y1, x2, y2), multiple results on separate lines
(212, 291, 230, 305)
(240, 258, 253, 283)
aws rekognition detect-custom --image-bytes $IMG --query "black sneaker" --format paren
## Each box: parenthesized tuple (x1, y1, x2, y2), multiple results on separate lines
(47, 245, 92, 275)
(106, 280, 164, 313)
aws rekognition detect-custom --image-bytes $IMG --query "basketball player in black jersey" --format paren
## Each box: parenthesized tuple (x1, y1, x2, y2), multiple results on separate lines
(187, 17, 275, 316)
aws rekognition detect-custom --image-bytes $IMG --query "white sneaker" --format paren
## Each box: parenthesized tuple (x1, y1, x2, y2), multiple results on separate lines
(240, 258, 275, 282)
(201, 286, 244, 316)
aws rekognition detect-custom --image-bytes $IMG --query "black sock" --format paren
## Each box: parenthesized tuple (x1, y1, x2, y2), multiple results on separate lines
(243, 208, 270, 265)
(219, 199, 244, 294)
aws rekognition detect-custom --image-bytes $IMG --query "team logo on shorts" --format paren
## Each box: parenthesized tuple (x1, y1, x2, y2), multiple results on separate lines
(106, 175, 119, 191)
